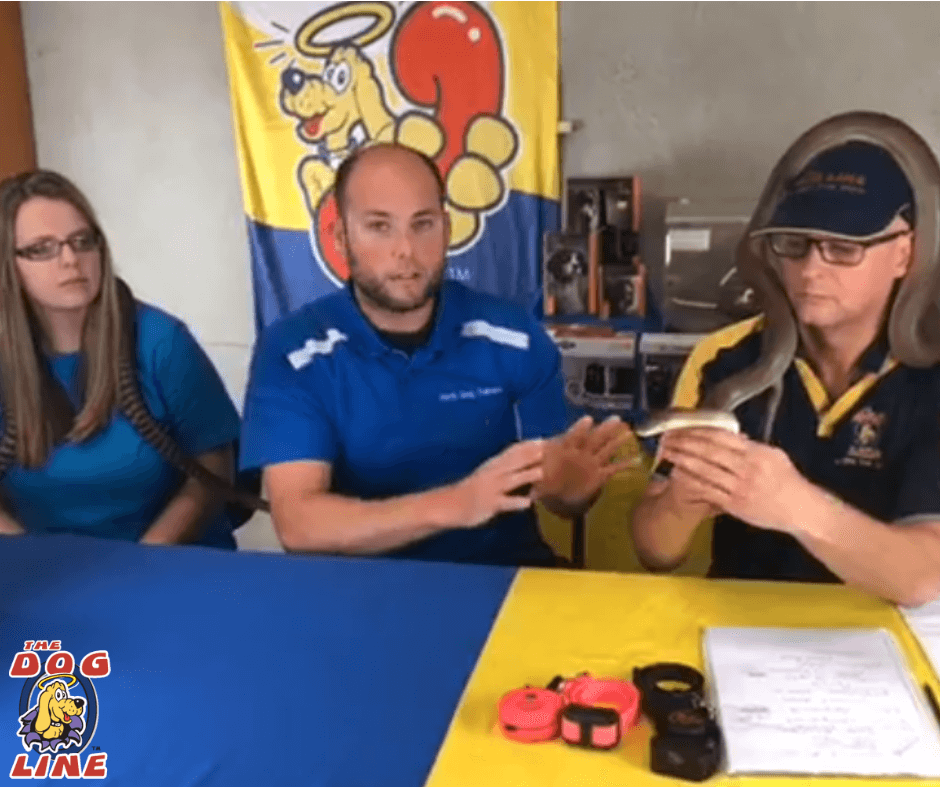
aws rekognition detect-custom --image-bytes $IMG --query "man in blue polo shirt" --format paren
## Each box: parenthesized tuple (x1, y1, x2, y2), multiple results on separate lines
(240, 143, 631, 566)
(632, 140, 940, 605)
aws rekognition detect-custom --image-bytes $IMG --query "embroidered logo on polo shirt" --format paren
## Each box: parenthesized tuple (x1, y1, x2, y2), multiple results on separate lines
(286, 329, 348, 370)
(439, 386, 505, 402)
(836, 406, 886, 469)
(460, 320, 530, 350)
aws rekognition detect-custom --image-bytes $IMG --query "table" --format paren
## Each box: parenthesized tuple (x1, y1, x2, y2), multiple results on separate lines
(426, 570, 940, 786)
(0, 534, 513, 786)
(2, 535, 938, 787)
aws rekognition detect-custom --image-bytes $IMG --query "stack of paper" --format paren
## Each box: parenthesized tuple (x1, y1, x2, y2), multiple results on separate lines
(900, 598, 940, 682)
(702, 627, 940, 777)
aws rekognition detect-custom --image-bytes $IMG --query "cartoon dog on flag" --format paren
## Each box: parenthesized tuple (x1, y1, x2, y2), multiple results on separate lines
(279, 1, 519, 266)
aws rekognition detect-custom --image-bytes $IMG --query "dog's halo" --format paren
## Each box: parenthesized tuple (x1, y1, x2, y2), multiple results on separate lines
(36, 674, 77, 690)
(295, 2, 395, 58)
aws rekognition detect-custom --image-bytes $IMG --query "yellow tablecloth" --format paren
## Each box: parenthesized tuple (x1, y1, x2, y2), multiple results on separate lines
(426, 569, 940, 787)
(536, 433, 713, 576)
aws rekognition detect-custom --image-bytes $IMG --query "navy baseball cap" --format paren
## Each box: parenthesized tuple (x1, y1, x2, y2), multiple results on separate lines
(752, 140, 914, 241)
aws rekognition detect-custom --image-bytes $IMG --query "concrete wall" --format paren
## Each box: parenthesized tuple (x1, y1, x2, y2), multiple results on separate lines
(21, 0, 255, 409)
(559, 1, 940, 303)
(19, 0, 940, 550)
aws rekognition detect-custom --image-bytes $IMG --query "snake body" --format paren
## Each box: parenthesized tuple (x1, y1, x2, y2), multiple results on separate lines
(638, 111, 940, 440)
(635, 408, 739, 438)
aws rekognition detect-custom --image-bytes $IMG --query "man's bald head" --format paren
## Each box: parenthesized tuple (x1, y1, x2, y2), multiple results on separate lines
(331, 142, 451, 322)
(333, 143, 446, 220)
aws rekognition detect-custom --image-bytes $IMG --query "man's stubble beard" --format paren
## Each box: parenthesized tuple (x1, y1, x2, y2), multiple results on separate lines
(348, 253, 447, 314)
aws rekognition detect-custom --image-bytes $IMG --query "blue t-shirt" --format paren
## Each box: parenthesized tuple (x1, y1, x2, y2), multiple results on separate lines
(0, 302, 241, 548)
(240, 281, 570, 565)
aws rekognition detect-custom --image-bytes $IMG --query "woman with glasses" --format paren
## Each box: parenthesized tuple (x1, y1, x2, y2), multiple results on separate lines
(632, 139, 940, 606)
(0, 170, 241, 547)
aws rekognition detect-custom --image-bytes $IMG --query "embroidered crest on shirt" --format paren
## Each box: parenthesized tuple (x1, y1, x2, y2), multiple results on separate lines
(837, 406, 886, 469)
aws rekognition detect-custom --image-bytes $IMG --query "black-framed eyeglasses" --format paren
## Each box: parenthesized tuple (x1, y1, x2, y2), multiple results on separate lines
(767, 229, 912, 267)
(14, 229, 101, 262)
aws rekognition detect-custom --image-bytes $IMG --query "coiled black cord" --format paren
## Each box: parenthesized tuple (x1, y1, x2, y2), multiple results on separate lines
(113, 278, 270, 516)
(0, 418, 17, 479)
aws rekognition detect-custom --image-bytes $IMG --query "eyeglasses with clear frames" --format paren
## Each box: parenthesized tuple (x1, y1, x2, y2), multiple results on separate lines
(14, 229, 101, 262)
(767, 229, 912, 267)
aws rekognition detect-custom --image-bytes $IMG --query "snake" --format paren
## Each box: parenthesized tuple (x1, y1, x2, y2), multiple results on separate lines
(636, 110, 940, 442)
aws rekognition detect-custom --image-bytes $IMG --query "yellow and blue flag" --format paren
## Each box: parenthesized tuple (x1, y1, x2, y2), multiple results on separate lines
(220, 1, 560, 328)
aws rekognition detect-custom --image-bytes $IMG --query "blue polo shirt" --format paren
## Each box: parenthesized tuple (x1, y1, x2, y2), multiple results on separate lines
(672, 316, 940, 582)
(0, 303, 241, 548)
(240, 281, 570, 565)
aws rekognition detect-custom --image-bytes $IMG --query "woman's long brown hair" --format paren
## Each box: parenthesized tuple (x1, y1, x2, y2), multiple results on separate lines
(0, 170, 121, 468)
(0, 171, 268, 515)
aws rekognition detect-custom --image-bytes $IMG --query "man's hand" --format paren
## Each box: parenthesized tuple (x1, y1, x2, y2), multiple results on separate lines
(658, 427, 813, 533)
(536, 415, 636, 515)
(442, 440, 545, 528)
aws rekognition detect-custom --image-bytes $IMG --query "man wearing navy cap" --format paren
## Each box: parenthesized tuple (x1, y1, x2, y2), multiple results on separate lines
(240, 143, 631, 566)
(633, 140, 940, 605)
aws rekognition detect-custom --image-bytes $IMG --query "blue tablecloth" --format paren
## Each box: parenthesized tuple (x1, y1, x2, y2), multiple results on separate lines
(0, 535, 516, 786)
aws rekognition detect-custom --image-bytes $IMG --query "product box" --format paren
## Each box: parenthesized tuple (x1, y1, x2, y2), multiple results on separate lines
(637, 332, 706, 411)
(543, 232, 591, 317)
(546, 324, 638, 413)
(548, 177, 645, 319)
(565, 177, 641, 236)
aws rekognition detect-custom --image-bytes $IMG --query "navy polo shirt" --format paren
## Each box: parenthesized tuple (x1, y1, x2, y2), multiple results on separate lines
(672, 316, 940, 583)
(240, 281, 570, 565)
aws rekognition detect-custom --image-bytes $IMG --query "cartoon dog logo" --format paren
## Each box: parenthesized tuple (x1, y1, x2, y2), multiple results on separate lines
(17, 676, 86, 753)
(852, 407, 886, 448)
(280, 44, 431, 216)
(275, 1, 519, 281)
(837, 406, 887, 468)
(856, 422, 878, 447)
